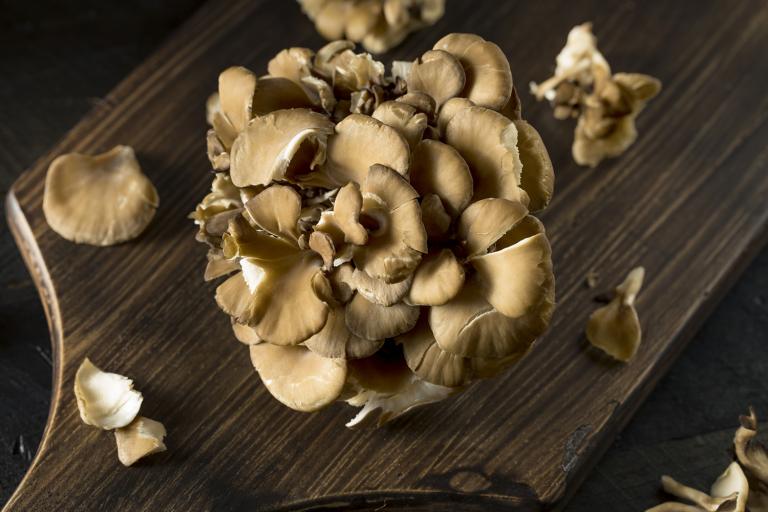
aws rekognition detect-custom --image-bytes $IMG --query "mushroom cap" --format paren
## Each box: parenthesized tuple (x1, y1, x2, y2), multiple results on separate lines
(436, 96, 473, 135)
(409, 139, 473, 217)
(344, 348, 455, 427)
(345, 292, 420, 340)
(321, 114, 410, 186)
(445, 106, 525, 204)
(353, 165, 427, 282)
(267, 47, 315, 85)
(371, 101, 428, 150)
(407, 49, 466, 107)
(586, 266, 644, 361)
(407, 249, 465, 306)
(74, 358, 143, 430)
(250, 343, 347, 412)
(115, 416, 167, 467)
(351, 268, 412, 306)
(433, 33, 513, 111)
(43, 145, 159, 246)
(514, 119, 555, 212)
(396, 92, 437, 122)
(229, 108, 335, 187)
(251, 76, 315, 115)
(218, 66, 258, 133)
(305, 303, 383, 359)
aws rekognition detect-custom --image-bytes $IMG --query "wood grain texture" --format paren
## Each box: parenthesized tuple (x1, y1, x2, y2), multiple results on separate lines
(4, 0, 768, 510)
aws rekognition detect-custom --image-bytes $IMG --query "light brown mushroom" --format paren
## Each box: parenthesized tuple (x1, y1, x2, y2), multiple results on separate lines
(267, 47, 315, 85)
(409, 139, 473, 218)
(345, 292, 420, 340)
(250, 343, 347, 412)
(433, 33, 513, 111)
(648, 462, 748, 512)
(43, 146, 158, 246)
(407, 249, 464, 306)
(321, 114, 410, 186)
(734, 408, 768, 511)
(115, 417, 167, 467)
(586, 266, 644, 362)
(74, 358, 143, 430)
(371, 101, 428, 150)
(407, 49, 466, 107)
(229, 109, 335, 187)
(445, 106, 525, 204)
(514, 119, 555, 211)
(436, 96, 473, 136)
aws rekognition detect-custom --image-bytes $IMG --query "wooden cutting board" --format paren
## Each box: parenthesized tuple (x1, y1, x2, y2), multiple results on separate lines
(5, 0, 768, 510)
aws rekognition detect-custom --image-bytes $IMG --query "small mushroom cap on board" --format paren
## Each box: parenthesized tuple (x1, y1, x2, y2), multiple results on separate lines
(43, 146, 158, 246)
(115, 417, 167, 467)
(74, 358, 143, 430)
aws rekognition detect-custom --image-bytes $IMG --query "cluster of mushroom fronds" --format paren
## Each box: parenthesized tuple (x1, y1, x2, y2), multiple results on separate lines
(74, 358, 167, 466)
(194, 34, 556, 427)
(531, 23, 661, 167)
(298, 0, 445, 53)
(648, 408, 768, 512)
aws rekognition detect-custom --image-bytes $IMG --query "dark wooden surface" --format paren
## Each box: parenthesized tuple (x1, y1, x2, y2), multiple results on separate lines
(2, 1, 768, 510)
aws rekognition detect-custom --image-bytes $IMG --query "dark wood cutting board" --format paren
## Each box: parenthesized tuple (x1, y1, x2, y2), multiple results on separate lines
(5, 0, 768, 510)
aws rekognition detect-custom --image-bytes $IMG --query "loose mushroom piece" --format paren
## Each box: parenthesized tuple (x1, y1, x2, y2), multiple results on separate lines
(407, 49, 466, 107)
(586, 266, 644, 362)
(43, 146, 159, 246)
(649, 462, 748, 512)
(321, 114, 410, 186)
(433, 33, 513, 111)
(531, 23, 661, 167)
(115, 417, 167, 467)
(250, 344, 347, 412)
(445, 106, 525, 204)
(74, 358, 143, 430)
(734, 408, 768, 511)
(229, 109, 335, 187)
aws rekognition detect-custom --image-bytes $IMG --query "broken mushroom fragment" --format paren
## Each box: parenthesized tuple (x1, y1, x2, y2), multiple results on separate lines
(193, 35, 556, 427)
(43, 146, 158, 246)
(115, 417, 167, 467)
(74, 358, 143, 430)
(586, 266, 644, 362)
(648, 462, 748, 512)
(531, 23, 661, 167)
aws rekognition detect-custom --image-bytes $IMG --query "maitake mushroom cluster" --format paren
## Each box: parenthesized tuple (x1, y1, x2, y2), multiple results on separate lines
(193, 34, 556, 427)
(298, 0, 445, 54)
(531, 23, 661, 167)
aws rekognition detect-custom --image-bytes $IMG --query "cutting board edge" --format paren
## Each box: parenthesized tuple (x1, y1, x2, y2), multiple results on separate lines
(3, 189, 65, 512)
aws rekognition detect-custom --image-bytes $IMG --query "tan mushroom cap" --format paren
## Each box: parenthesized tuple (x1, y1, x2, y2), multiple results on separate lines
(244, 184, 302, 243)
(216, 253, 330, 345)
(586, 266, 644, 362)
(229, 108, 334, 187)
(218, 66, 257, 133)
(514, 120, 555, 212)
(346, 292, 420, 340)
(250, 344, 347, 412)
(232, 320, 262, 345)
(251, 76, 314, 116)
(114, 416, 167, 467)
(399, 315, 470, 388)
(436, 96, 473, 135)
(419, 194, 451, 238)
(371, 101, 428, 150)
(305, 303, 383, 359)
(74, 358, 143, 430)
(267, 47, 314, 85)
(43, 145, 159, 246)
(333, 182, 369, 245)
(321, 114, 410, 186)
(445, 106, 525, 204)
(353, 165, 427, 283)
(407, 49, 466, 107)
(457, 198, 528, 257)
(351, 268, 412, 306)
(409, 139, 473, 217)
(346, 0, 382, 41)
(434, 33, 513, 111)
(408, 248, 464, 306)
(396, 92, 437, 122)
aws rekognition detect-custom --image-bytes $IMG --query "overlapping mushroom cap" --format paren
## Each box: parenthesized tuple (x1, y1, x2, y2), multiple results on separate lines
(193, 34, 556, 427)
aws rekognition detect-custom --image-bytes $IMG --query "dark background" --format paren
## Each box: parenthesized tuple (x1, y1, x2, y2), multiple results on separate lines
(0, 1, 766, 510)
